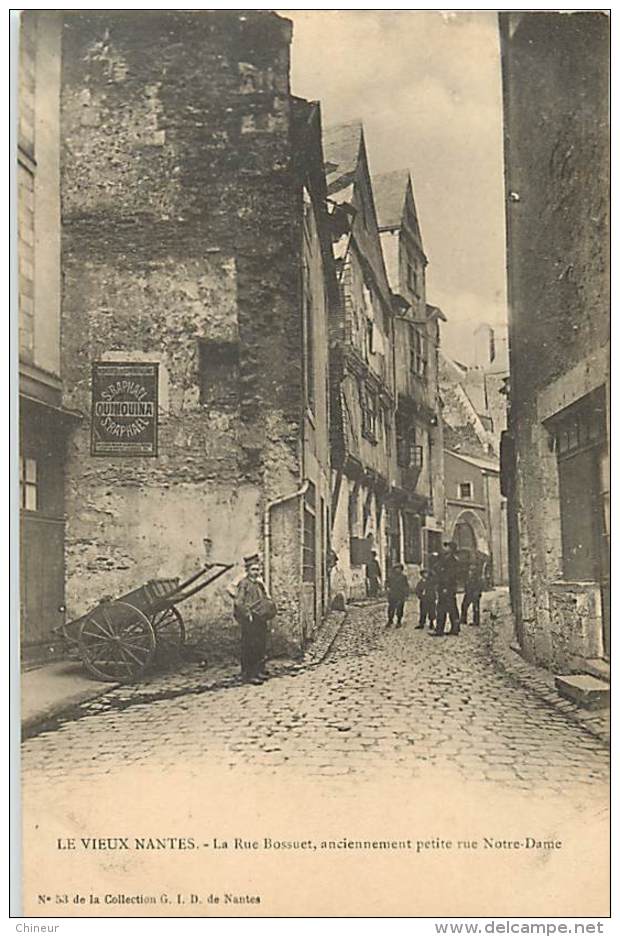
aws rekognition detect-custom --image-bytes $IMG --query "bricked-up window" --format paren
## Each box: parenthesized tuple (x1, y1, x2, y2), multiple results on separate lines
(20, 456, 38, 511)
(549, 388, 608, 582)
(403, 513, 422, 564)
(199, 340, 239, 406)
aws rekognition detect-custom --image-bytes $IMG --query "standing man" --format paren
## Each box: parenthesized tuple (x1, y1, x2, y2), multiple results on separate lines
(233, 553, 276, 684)
(461, 554, 484, 626)
(366, 550, 382, 598)
(386, 563, 410, 628)
(432, 541, 461, 637)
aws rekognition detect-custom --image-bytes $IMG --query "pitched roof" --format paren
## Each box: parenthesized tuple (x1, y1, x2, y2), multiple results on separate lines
(323, 121, 363, 200)
(373, 169, 410, 229)
(426, 303, 448, 322)
(446, 449, 500, 473)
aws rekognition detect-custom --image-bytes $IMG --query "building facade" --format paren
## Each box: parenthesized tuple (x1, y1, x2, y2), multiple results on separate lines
(500, 12, 610, 672)
(18, 12, 81, 661)
(51, 10, 335, 659)
(324, 122, 398, 598)
(444, 449, 507, 587)
(440, 350, 509, 585)
(374, 170, 445, 577)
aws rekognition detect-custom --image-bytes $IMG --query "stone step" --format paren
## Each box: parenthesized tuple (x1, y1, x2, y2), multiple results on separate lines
(554, 674, 610, 710)
(582, 658, 610, 683)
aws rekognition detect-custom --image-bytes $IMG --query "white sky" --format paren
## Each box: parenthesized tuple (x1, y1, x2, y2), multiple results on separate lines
(283, 10, 507, 362)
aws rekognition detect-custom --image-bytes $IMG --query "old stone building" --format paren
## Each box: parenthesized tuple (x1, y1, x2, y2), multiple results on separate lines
(374, 170, 446, 576)
(54, 10, 337, 658)
(440, 351, 508, 585)
(500, 12, 610, 676)
(444, 449, 506, 587)
(18, 12, 81, 660)
(324, 122, 399, 598)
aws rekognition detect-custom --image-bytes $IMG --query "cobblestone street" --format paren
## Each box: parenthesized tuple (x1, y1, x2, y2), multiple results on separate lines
(22, 599, 610, 799)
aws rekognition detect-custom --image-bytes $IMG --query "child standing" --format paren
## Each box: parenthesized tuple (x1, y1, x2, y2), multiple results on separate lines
(386, 563, 410, 628)
(415, 569, 437, 630)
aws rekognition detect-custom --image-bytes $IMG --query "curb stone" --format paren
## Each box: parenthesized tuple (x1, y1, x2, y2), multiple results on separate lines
(480, 592, 610, 746)
(302, 609, 348, 667)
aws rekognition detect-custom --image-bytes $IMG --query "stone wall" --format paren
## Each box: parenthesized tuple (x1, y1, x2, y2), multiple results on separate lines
(501, 12, 610, 671)
(19, 12, 63, 376)
(18, 13, 36, 361)
(60, 11, 306, 657)
(503, 13, 609, 402)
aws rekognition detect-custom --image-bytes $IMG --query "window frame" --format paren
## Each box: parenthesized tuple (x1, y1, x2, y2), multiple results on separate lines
(458, 481, 473, 501)
(360, 384, 379, 444)
(20, 455, 38, 512)
(409, 325, 428, 380)
(545, 388, 608, 583)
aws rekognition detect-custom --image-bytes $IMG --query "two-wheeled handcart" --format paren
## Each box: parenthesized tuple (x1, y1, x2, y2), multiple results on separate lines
(55, 562, 233, 683)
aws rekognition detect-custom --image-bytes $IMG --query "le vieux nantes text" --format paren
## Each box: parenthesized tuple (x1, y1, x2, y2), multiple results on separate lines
(57, 836, 563, 852)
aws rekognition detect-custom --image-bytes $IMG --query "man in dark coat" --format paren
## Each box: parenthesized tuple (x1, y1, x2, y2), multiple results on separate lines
(414, 568, 437, 630)
(461, 554, 484, 626)
(386, 563, 410, 628)
(432, 541, 461, 637)
(233, 554, 274, 684)
(366, 550, 382, 597)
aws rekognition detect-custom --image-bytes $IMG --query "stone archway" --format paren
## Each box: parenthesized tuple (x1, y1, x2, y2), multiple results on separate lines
(454, 519, 477, 553)
(451, 510, 489, 556)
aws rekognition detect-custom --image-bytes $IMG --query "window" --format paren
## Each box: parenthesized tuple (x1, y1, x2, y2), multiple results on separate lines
(360, 385, 378, 442)
(387, 506, 401, 567)
(199, 340, 239, 406)
(409, 327, 427, 379)
(458, 482, 473, 500)
(362, 283, 374, 362)
(366, 319, 374, 357)
(403, 513, 422, 565)
(550, 390, 608, 582)
(20, 456, 38, 511)
(407, 263, 419, 296)
(302, 507, 316, 583)
(396, 416, 418, 467)
(303, 263, 316, 412)
(384, 409, 392, 457)
(348, 489, 359, 538)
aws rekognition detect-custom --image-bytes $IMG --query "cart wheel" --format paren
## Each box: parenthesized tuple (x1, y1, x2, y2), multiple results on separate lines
(151, 606, 186, 668)
(79, 601, 156, 683)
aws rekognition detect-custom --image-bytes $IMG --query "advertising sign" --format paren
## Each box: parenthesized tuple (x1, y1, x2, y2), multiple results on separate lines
(91, 361, 159, 457)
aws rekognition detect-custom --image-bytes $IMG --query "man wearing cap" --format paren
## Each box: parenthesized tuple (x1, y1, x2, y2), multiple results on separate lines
(431, 540, 461, 637)
(233, 554, 275, 684)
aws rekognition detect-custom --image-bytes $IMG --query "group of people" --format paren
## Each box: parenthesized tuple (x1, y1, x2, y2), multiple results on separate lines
(229, 541, 486, 686)
(386, 541, 485, 637)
